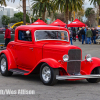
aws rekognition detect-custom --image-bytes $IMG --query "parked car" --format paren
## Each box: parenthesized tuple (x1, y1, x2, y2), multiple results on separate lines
(97, 27, 100, 38)
(96, 36, 100, 44)
(0, 25, 100, 85)
(97, 29, 100, 36)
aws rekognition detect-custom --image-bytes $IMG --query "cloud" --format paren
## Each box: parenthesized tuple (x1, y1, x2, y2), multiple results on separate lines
(83, 0, 94, 9)
(1, 5, 22, 11)
(85, 0, 90, 4)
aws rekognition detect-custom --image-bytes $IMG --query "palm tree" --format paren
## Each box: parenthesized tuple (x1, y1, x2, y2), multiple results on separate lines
(0, 0, 7, 6)
(55, 0, 84, 24)
(85, 8, 95, 17)
(85, 8, 95, 27)
(31, 0, 54, 21)
(22, 0, 26, 25)
(89, 0, 100, 25)
(8, 0, 26, 25)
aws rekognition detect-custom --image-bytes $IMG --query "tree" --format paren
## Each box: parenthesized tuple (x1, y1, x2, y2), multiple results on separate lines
(2, 15, 10, 25)
(14, 12, 30, 23)
(8, 0, 26, 25)
(89, 0, 100, 25)
(85, 8, 95, 27)
(0, 0, 7, 6)
(55, 0, 84, 24)
(54, 12, 66, 22)
(14, 12, 23, 21)
(31, 0, 54, 21)
(85, 8, 95, 17)
(76, 8, 85, 21)
(10, 17, 21, 23)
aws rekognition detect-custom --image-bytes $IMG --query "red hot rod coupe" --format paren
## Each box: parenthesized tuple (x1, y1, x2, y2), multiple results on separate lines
(0, 25, 100, 85)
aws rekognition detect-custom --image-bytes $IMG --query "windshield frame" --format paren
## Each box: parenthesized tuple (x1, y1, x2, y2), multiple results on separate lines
(34, 30, 69, 42)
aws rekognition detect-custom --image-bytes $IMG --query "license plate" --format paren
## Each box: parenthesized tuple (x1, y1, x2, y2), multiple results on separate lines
(0, 44, 4, 46)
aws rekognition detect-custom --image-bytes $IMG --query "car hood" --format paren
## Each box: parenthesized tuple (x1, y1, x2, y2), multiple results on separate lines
(43, 43, 81, 51)
(43, 43, 82, 60)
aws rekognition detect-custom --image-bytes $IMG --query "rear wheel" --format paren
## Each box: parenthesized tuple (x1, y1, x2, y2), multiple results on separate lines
(0, 54, 13, 76)
(40, 63, 59, 86)
(87, 67, 100, 83)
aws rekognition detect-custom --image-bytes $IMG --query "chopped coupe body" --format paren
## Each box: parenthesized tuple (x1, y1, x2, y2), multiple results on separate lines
(0, 25, 100, 85)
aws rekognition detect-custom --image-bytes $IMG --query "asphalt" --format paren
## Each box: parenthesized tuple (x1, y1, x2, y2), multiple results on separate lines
(0, 40, 100, 100)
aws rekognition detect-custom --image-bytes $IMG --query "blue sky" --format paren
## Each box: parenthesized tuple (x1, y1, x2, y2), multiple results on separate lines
(5, 0, 94, 11)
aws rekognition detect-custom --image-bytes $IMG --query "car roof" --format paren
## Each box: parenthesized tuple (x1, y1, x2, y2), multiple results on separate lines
(16, 25, 68, 31)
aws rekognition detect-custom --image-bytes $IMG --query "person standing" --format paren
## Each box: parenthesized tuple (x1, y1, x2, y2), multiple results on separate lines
(84, 26, 88, 44)
(86, 28, 93, 44)
(91, 27, 94, 43)
(72, 28, 76, 41)
(92, 28, 96, 44)
(68, 28, 73, 45)
(78, 28, 82, 42)
(95, 27, 98, 39)
(80, 27, 85, 44)
(4, 26, 11, 47)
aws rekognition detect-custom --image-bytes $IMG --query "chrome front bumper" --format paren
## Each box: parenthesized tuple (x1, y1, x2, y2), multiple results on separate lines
(56, 74, 100, 80)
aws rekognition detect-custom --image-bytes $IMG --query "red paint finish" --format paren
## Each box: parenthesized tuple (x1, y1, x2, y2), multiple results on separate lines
(0, 25, 100, 81)
(81, 57, 100, 75)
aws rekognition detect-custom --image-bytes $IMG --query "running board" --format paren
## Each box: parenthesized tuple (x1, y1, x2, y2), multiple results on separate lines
(56, 74, 100, 80)
(9, 69, 29, 75)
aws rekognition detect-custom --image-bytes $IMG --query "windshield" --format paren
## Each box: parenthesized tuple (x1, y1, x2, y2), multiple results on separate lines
(35, 30, 68, 41)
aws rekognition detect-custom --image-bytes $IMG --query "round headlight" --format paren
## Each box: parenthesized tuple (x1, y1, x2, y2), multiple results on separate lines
(63, 55, 69, 62)
(85, 54, 92, 61)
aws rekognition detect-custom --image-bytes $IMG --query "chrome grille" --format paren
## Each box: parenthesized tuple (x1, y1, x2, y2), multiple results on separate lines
(67, 49, 81, 75)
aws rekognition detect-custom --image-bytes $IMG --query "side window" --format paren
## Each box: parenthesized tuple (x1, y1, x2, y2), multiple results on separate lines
(18, 30, 32, 41)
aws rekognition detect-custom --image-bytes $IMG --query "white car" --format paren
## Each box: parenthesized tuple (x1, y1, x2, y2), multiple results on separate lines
(96, 36, 100, 44)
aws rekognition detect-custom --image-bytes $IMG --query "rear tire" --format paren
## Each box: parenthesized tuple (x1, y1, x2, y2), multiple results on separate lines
(40, 63, 59, 86)
(87, 67, 100, 83)
(0, 54, 13, 76)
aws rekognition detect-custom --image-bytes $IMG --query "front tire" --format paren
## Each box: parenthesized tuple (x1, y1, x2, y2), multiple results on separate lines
(40, 63, 59, 86)
(0, 54, 13, 76)
(87, 67, 100, 83)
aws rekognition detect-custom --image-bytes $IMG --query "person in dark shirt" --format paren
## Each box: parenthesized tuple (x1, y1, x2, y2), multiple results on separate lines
(80, 26, 85, 44)
(72, 28, 76, 41)
(4, 26, 11, 47)
(78, 28, 82, 42)
(92, 28, 96, 44)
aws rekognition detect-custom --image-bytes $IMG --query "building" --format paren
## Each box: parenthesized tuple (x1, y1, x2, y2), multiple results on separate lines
(0, 6, 18, 27)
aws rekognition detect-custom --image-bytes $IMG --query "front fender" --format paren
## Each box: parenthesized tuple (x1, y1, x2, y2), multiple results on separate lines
(0, 49, 17, 70)
(37, 58, 63, 68)
(81, 57, 100, 75)
(25, 58, 64, 75)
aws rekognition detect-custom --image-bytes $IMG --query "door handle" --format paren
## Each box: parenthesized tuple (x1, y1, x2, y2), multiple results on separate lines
(29, 48, 33, 51)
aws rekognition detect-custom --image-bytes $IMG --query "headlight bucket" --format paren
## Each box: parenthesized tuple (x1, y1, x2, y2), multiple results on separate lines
(85, 54, 92, 62)
(63, 55, 69, 62)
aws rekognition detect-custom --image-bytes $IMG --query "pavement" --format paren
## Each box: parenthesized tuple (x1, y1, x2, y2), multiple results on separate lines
(0, 41, 100, 100)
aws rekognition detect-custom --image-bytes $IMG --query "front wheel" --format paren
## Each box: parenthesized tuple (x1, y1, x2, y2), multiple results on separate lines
(40, 63, 59, 86)
(0, 54, 13, 76)
(87, 67, 100, 83)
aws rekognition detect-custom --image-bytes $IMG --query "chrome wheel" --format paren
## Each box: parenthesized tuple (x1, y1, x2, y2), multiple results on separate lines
(42, 66, 51, 82)
(0, 54, 13, 76)
(1, 58, 6, 72)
